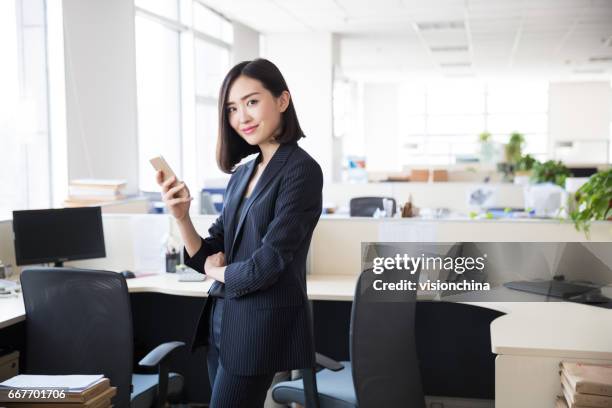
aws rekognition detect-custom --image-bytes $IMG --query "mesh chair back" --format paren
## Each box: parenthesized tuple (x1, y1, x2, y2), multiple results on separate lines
(20, 268, 133, 408)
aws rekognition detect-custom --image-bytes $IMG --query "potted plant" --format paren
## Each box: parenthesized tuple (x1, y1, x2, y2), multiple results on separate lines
(530, 160, 571, 187)
(570, 169, 612, 236)
(504, 132, 525, 165)
(513, 154, 538, 185)
(515, 154, 537, 175)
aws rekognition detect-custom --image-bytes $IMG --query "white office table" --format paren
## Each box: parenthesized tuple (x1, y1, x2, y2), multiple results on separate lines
(2, 273, 612, 408)
(492, 302, 612, 408)
(125, 272, 358, 300)
(0, 273, 359, 329)
(0, 295, 25, 330)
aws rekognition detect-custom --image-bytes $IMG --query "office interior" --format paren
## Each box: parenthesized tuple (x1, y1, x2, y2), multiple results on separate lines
(1, 0, 612, 407)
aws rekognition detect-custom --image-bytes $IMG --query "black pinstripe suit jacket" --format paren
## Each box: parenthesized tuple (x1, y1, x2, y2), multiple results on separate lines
(183, 142, 323, 375)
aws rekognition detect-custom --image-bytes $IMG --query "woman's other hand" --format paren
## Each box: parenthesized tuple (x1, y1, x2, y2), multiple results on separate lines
(205, 251, 226, 270)
(205, 252, 226, 282)
(156, 170, 193, 221)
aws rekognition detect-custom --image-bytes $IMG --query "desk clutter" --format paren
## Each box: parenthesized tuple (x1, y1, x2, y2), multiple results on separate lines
(556, 362, 612, 408)
(0, 375, 116, 408)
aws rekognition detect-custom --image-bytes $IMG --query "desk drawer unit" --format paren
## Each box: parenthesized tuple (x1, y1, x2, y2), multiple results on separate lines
(0, 351, 19, 382)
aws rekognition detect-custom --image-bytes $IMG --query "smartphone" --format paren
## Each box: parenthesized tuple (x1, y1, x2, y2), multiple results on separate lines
(150, 156, 188, 198)
(150, 155, 177, 183)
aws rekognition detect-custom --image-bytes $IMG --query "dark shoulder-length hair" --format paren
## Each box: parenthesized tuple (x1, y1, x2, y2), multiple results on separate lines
(217, 58, 305, 173)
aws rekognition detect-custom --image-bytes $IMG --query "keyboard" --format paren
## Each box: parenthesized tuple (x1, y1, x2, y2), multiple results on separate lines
(504, 280, 598, 299)
(177, 272, 206, 282)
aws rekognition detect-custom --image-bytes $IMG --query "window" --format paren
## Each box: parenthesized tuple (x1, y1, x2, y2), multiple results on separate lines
(340, 79, 549, 170)
(400, 81, 548, 166)
(0, 0, 51, 218)
(486, 82, 549, 161)
(134, 0, 232, 193)
(134, 14, 182, 192)
(194, 37, 230, 185)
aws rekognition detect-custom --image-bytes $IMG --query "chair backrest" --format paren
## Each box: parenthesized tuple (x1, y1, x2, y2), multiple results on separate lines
(20, 267, 133, 408)
(350, 265, 425, 407)
(349, 197, 396, 217)
(415, 301, 504, 400)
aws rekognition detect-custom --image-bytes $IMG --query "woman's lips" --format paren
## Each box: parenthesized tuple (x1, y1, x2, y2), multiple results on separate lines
(241, 125, 258, 135)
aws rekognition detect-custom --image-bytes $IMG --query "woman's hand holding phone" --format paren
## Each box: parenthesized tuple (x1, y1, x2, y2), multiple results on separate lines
(156, 171, 193, 221)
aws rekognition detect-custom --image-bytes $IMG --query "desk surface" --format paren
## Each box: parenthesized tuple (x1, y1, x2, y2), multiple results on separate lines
(0, 294, 25, 330)
(491, 302, 612, 360)
(125, 272, 358, 300)
(0, 273, 359, 329)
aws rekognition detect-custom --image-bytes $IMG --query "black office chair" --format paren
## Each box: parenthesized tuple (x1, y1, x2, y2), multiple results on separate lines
(20, 267, 185, 408)
(349, 197, 397, 217)
(415, 301, 504, 401)
(272, 268, 425, 407)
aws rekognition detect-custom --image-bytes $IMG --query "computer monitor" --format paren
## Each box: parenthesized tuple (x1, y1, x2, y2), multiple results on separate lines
(13, 207, 106, 267)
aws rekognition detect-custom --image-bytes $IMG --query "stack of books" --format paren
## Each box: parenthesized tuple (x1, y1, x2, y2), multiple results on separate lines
(0, 374, 116, 408)
(64, 179, 127, 207)
(557, 362, 612, 408)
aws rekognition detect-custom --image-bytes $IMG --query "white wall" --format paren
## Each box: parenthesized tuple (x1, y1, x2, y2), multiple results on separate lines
(232, 22, 259, 64)
(363, 83, 400, 171)
(260, 33, 334, 181)
(549, 81, 612, 164)
(62, 0, 139, 193)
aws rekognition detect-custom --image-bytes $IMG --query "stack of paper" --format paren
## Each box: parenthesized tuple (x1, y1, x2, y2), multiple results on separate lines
(65, 179, 127, 207)
(0, 375, 116, 408)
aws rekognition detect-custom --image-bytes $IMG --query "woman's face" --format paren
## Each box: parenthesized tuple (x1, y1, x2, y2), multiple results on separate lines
(226, 75, 290, 146)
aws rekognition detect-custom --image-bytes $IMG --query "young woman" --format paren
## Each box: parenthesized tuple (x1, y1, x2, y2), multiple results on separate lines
(156, 59, 323, 407)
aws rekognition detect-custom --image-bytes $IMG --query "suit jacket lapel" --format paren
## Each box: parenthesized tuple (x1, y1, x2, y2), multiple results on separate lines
(225, 156, 259, 258)
(230, 143, 297, 254)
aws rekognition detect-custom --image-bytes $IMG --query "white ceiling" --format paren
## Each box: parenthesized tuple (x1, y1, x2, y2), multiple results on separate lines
(201, 0, 612, 80)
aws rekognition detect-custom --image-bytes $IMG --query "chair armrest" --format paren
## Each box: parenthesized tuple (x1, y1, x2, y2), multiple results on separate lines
(138, 341, 185, 367)
(315, 352, 344, 371)
(138, 341, 185, 408)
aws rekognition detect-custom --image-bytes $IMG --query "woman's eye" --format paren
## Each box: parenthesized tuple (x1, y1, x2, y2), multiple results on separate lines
(226, 106, 236, 114)
(247, 99, 258, 107)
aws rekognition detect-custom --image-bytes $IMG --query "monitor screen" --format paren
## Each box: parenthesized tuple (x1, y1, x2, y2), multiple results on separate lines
(13, 207, 106, 266)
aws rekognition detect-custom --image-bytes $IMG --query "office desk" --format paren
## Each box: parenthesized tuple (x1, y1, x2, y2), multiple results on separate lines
(125, 273, 358, 300)
(0, 296, 25, 330)
(492, 303, 612, 408)
(126, 273, 213, 297)
(0, 273, 359, 329)
(128, 274, 612, 407)
(2, 273, 612, 408)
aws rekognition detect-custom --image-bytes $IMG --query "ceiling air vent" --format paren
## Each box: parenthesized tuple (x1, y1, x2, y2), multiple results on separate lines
(440, 62, 472, 68)
(573, 68, 605, 74)
(431, 45, 469, 52)
(416, 21, 465, 31)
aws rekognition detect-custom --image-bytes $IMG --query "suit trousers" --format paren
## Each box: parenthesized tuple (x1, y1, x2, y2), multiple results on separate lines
(207, 297, 275, 408)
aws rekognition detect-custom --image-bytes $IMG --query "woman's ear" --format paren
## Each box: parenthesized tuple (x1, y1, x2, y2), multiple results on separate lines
(278, 91, 291, 113)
